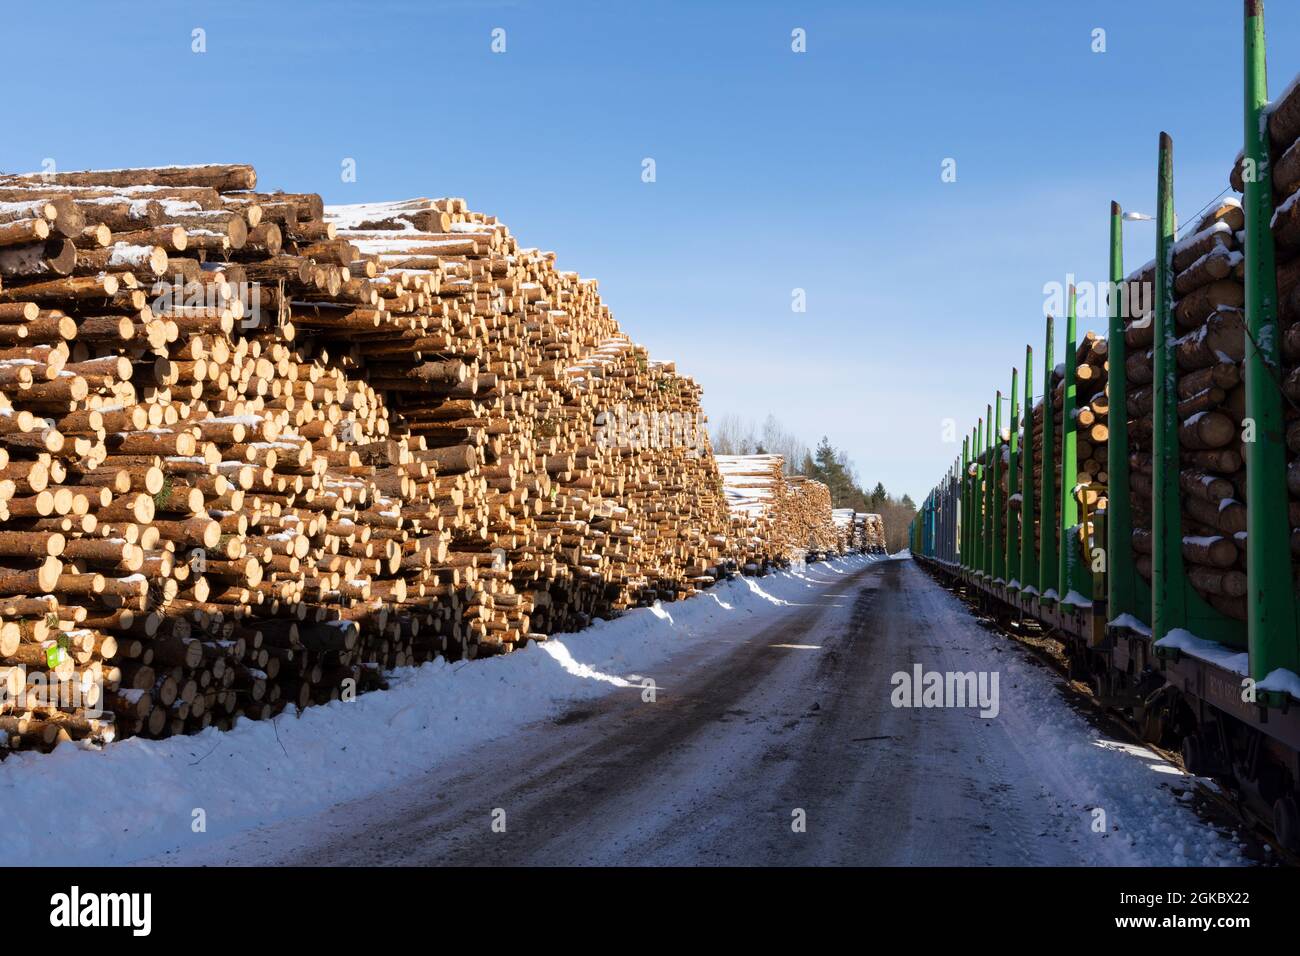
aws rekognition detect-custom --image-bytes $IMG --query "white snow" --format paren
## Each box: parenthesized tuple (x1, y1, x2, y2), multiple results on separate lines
(1258, 669, 1300, 700)
(1109, 613, 1152, 636)
(1155, 627, 1250, 676)
(1062, 590, 1093, 608)
(1172, 220, 1232, 256)
(1273, 188, 1300, 227)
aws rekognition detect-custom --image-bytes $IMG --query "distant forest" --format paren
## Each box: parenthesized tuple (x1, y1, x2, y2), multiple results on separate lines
(709, 414, 916, 553)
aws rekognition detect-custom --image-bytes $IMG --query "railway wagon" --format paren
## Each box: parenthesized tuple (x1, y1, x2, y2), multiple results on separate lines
(910, 1, 1300, 848)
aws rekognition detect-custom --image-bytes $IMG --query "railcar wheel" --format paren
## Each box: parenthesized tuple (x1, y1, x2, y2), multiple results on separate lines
(1274, 796, 1299, 852)
(1181, 734, 1207, 777)
(1140, 707, 1165, 745)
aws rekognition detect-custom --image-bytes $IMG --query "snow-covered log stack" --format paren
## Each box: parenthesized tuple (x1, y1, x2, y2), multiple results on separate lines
(830, 509, 875, 553)
(717, 454, 784, 572)
(0, 162, 748, 751)
(716, 455, 847, 568)
(831, 508, 857, 552)
(783, 476, 839, 560)
(862, 513, 886, 553)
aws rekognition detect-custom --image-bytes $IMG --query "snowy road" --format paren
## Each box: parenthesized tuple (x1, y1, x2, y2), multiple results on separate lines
(146, 558, 1245, 866)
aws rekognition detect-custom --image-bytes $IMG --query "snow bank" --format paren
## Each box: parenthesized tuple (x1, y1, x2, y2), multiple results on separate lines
(0, 554, 880, 866)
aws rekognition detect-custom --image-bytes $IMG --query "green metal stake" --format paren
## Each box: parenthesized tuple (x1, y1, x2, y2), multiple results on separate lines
(952, 460, 960, 562)
(1020, 345, 1038, 591)
(946, 462, 954, 562)
(1039, 315, 1058, 602)
(1106, 200, 1147, 627)
(1243, 0, 1300, 680)
(1059, 285, 1085, 602)
(948, 463, 953, 562)
(956, 434, 967, 567)
(984, 402, 995, 577)
(961, 436, 970, 568)
(975, 420, 984, 574)
(1152, 133, 1247, 647)
(970, 423, 978, 569)
(993, 391, 1005, 582)
(1007, 368, 1021, 583)
(1152, 131, 1185, 642)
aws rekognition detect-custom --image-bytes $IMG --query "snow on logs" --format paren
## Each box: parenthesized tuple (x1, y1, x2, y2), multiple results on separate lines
(717, 454, 859, 569)
(1121, 194, 1251, 617)
(1109, 74, 1300, 621)
(0, 162, 797, 752)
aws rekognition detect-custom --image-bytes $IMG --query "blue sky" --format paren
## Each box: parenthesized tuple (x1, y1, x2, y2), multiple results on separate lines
(4, 0, 1297, 500)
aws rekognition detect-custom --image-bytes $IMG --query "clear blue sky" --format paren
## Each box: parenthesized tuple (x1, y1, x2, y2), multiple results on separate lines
(5, 0, 1298, 501)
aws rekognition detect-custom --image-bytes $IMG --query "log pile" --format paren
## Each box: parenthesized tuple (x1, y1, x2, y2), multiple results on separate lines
(1254, 76, 1300, 608)
(1123, 191, 1251, 618)
(1071, 333, 1110, 581)
(718, 454, 784, 572)
(831, 508, 870, 552)
(717, 454, 849, 569)
(862, 513, 886, 553)
(784, 476, 840, 560)
(1010, 329, 1110, 592)
(0, 162, 756, 752)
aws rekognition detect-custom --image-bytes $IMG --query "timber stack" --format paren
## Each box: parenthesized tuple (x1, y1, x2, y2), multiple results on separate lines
(717, 454, 849, 568)
(1123, 193, 1250, 618)
(832, 509, 878, 553)
(0, 162, 750, 752)
(717, 454, 784, 572)
(784, 476, 839, 560)
(862, 513, 886, 553)
(1244, 76, 1300, 607)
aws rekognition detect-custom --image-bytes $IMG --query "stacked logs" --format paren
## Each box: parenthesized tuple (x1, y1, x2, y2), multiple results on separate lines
(831, 508, 874, 552)
(0, 162, 765, 752)
(836, 510, 882, 553)
(862, 513, 886, 553)
(1251, 76, 1300, 604)
(718, 454, 785, 572)
(1125, 193, 1250, 619)
(1072, 333, 1110, 580)
(784, 476, 840, 560)
(1010, 330, 1109, 591)
(717, 454, 848, 568)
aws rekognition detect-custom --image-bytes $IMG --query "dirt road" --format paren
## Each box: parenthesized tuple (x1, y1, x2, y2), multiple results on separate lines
(156, 558, 1163, 865)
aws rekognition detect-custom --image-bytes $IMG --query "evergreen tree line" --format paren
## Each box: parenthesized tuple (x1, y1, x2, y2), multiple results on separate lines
(710, 415, 916, 553)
